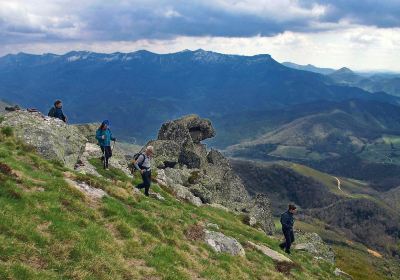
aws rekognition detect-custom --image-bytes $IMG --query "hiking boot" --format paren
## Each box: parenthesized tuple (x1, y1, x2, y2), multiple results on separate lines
(285, 249, 291, 254)
(279, 243, 285, 250)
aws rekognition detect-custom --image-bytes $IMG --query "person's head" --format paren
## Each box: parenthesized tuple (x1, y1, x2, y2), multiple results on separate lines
(54, 100, 62, 109)
(145, 146, 154, 157)
(100, 120, 109, 130)
(288, 204, 297, 214)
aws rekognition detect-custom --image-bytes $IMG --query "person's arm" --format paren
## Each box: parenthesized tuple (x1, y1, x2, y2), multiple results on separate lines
(281, 213, 291, 229)
(48, 107, 55, 117)
(62, 111, 67, 123)
(95, 130, 102, 141)
(134, 154, 144, 171)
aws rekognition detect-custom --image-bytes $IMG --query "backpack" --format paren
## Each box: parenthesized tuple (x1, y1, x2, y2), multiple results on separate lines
(128, 153, 145, 174)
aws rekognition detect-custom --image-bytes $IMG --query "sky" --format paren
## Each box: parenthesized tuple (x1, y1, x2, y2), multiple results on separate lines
(1, 0, 400, 71)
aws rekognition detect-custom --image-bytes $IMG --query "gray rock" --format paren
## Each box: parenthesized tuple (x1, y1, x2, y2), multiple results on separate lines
(144, 115, 273, 229)
(1, 111, 87, 169)
(169, 183, 203, 207)
(205, 223, 220, 230)
(204, 230, 245, 256)
(65, 178, 107, 199)
(248, 194, 275, 235)
(149, 192, 165, 201)
(294, 231, 335, 263)
(158, 115, 215, 144)
(334, 268, 353, 279)
(247, 241, 292, 263)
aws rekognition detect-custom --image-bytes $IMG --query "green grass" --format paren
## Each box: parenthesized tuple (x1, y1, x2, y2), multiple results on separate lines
(0, 131, 366, 279)
(88, 158, 131, 182)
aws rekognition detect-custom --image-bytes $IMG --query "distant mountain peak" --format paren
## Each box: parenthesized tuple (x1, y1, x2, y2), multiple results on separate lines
(336, 67, 353, 74)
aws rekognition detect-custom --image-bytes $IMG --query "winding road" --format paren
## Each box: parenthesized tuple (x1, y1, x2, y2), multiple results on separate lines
(334, 176, 342, 192)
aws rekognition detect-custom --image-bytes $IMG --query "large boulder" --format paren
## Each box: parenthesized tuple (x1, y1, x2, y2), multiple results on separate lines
(1, 111, 87, 169)
(203, 230, 245, 256)
(294, 231, 335, 263)
(158, 115, 215, 144)
(145, 115, 274, 233)
(248, 194, 275, 235)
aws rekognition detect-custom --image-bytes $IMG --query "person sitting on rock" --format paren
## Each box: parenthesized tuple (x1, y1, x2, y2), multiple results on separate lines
(48, 100, 67, 123)
(279, 204, 297, 254)
(134, 146, 154, 196)
(95, 120, 116, 169)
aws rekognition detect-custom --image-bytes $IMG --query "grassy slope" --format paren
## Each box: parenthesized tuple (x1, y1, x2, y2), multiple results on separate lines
(295, 220, 400, 280)
(0, 128, 341, 280)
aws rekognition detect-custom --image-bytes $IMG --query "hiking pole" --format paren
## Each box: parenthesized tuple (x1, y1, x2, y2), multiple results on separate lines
(102, 146, 107, 169)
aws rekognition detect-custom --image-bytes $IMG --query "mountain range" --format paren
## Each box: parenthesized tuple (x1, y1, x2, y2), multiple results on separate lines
(0, 50, 399, 143)
(283, 62, 400, 97)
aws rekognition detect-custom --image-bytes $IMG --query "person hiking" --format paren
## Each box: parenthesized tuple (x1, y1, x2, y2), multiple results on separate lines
(48, 100, 67, 122)
(279, 204, 297, 254)
(95, 120, 116, 169)
(134, 146, 154, 196)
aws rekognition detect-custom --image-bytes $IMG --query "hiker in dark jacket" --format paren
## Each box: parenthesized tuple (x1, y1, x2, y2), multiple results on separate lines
(279, 204, 297, 254)
(134, 146, 154, 196)
(48, 100, 67, 122)
(95, 120, 116, 169)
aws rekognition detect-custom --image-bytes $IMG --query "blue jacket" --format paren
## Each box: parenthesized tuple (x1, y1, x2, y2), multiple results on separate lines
(280, 211, 294, 231)
(96, 128, 115, 147)
(48, 107, 66, 122)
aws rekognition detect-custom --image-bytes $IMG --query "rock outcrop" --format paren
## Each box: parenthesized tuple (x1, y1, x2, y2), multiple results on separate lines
(204, 230, 245, 256)
(247, 241, 292, 263)
(294, 231, 335, 263)
(151, 115, 274, 235)
(151, 116, 249, 207)
(1, 111, 87, 169)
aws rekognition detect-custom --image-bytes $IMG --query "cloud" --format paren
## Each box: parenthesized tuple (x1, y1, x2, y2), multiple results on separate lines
(0, 1, 400, 71)
(1, 0, 400, 44)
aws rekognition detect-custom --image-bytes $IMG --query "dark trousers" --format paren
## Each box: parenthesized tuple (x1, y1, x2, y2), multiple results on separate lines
(280, 228, 295, 251)
(136, 170, 151, 196)
(100, 146, 112, 168)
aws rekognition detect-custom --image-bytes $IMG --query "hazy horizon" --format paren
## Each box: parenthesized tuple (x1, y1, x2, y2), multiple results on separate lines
(1, 1, 400, 72)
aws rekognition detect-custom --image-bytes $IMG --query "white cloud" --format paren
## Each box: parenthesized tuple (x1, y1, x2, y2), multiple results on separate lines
(0, 1, 400, 71)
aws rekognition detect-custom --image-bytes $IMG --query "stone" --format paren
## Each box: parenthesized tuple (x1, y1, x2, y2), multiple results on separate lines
(158, 115, 215, 144)
(248, 194, 275, 235)
(65, 178, 107, 199)
(204, 230, 245, 256)
(169, 183, 203, 207)
(149, 192, 165, 201)
(1, 111, 87, 169)
(247, 241, 293, 263)
(243, 216, 257, 227)
(205, 223, 220, 230)
(334, 268, 353, 279)
(141, 115, 273, 228)
(293, 231, 335, 263)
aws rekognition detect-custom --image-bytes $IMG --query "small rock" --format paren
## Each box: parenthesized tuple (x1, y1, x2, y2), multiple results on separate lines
(205, 223, 220, 230)
(293, 232, 335, 263)
(149, 192, 165, 201)
(204, 230, 245, 256)
(247, 241, 292, 263)
(65, 178, 107, 199)
(334, 268, 353, 279)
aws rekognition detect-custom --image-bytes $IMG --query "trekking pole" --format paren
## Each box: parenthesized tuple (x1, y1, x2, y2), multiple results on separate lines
(102, 146, 107, 169)
(112, 140, 116, 151)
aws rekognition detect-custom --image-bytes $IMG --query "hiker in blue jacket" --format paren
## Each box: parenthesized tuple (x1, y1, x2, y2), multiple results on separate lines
(48, 100, 67, 122)
(279, 204, 297, 254)
(96, 120, 116, 169)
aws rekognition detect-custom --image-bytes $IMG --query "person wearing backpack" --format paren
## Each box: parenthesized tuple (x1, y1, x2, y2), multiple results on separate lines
(279, 204, 297, 254)
(48, 100, 67, 123)
(95, 120, 116, 169)
(134, 146, 154, 196)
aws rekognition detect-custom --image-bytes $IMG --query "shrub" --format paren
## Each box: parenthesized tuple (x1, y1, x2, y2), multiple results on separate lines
(1, 126, 13, 137)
